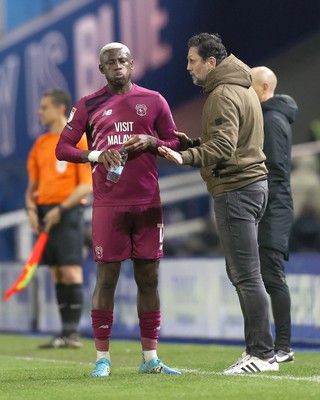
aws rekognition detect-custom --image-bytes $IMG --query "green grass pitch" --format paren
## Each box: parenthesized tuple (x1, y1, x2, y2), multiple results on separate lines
(0, 334, 319, 399)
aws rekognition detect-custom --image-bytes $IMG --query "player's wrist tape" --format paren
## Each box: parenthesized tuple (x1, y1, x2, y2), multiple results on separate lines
(88, 151, 102, 162)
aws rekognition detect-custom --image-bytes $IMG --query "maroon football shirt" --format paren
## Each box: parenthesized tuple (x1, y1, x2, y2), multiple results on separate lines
(56, 84, 180, 206)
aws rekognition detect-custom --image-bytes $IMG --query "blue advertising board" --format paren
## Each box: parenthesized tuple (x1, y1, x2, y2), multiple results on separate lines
(1, 254, 320, 344)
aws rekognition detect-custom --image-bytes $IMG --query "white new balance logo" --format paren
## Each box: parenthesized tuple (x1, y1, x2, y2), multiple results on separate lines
(102, 109, 112, 116)
(98, 325, 109, 329)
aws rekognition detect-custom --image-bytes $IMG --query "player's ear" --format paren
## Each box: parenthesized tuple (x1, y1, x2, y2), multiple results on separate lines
(99, 64, 104, 74)
(130, 60, 134, 70)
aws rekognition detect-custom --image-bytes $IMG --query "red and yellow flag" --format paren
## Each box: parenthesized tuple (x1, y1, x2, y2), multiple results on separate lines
(4, 232, 49, 301)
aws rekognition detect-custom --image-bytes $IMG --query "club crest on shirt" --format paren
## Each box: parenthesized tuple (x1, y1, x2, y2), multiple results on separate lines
(67, 107, 77, 123)
(95, 246, 103, 259)
(135, 104, 147, 116)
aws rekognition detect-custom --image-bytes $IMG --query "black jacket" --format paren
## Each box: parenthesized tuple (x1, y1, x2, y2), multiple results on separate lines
(258, 94, 298, 259)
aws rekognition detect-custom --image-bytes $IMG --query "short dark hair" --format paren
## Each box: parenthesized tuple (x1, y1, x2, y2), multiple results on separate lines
(188, 33, 228, 65)
(42, 89, 71, 117)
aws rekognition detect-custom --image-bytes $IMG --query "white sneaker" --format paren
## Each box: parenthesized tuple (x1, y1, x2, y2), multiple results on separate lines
(223, 353, 279, 374)
(275, 350, 294, 363)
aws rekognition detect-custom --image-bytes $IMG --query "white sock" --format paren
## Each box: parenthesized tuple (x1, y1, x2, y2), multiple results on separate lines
(97, 351, 111, 362)
(143, 350, 157, 363)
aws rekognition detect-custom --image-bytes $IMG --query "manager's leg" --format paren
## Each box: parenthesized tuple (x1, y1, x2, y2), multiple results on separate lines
(214, 185, 274, 360)
(259, 247, 292, 354)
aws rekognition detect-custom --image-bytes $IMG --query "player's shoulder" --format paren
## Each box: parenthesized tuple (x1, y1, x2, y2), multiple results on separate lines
(132, 84, 170, 109)
(82, 86, 108, 103)
(132, 83, 161, 98)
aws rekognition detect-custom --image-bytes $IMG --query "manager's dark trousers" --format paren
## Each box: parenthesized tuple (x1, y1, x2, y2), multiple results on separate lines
(259, 247, 291, 353)
(213, 180, 274, 359)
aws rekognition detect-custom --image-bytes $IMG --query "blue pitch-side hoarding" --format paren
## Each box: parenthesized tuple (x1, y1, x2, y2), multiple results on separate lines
(1, 254, 320, 343)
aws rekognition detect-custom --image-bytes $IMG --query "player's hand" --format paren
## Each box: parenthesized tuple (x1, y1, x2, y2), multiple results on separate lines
(42, 207, 61, 232)
(100, 148, 122, 170)
(174, 130, 191, 151)
(158, 146, 183, 165)
(124, 134, 157, 152)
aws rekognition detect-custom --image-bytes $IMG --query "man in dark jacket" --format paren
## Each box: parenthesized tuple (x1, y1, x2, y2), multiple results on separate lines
(251, 66, 298, 363)
(159, 33, 278, 374)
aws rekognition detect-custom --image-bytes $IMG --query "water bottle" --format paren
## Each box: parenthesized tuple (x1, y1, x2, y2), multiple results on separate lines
(106, 147, 128, 183)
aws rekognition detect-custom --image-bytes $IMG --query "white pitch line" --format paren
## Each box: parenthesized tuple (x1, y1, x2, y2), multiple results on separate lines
(0, 355, 93, 366)
(179, 369, 320, 383)
(1, 356, 319, 383)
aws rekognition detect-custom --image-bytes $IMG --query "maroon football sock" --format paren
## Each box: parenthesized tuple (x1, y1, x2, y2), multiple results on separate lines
(138, 310, 161, 351)
(91, 309, 113, 351)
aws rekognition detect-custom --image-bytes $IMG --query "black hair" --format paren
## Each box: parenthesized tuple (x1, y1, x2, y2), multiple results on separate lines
(42, 89, 71, 117)
(188, 33, 228, 65)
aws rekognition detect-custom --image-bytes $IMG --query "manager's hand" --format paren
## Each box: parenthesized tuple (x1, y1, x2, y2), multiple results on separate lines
(174, 130, 191, 151)
(158, 146, 183, 165)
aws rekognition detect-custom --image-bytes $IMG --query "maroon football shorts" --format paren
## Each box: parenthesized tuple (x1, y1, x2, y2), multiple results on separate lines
(92, 204, 164, 262)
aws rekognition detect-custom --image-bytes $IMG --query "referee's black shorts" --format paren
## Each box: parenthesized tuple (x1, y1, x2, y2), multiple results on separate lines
(37, 204, 85, 267)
